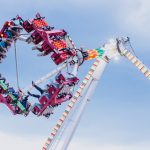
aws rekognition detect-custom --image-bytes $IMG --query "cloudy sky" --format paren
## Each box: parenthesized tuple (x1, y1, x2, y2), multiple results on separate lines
(0, 0, 150, 150)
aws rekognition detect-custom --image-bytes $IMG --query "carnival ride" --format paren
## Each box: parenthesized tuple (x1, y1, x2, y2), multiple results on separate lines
(0, 13, 149, 150)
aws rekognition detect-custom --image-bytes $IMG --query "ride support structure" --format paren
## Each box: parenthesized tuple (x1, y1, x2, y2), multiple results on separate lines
(42, 39, 120, 150)
(42, 38, 150, 150)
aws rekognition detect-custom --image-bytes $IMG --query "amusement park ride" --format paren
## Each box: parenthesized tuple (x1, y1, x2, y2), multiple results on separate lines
(0, 13, 149, 150)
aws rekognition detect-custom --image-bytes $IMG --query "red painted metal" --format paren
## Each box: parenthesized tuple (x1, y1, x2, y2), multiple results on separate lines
(0, 94, 16, 114)
(51, 51, 68, 65)
(0, 14, 79, 117)
(0, 88, 6, 94)
(0, 21, 15, 35)
(55, 74, 66, 84)
(32, 105, 41, 115)
(16, 15, 76, 65)
(22, 20, 33, 33)
(36, 75, 79, 116)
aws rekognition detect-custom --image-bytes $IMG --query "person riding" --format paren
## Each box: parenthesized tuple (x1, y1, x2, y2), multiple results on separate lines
(0, 39, 11, 62)
(0, 40, 7, 53)
(20, 94, 30, 112)
(27, 81, 48, 99)
(27, 81, 54, 117)
(7, 87, 19, 98)
(7, 88, 30, 113)
(0, 53, 6, 63)
(0, 73, 6, 83)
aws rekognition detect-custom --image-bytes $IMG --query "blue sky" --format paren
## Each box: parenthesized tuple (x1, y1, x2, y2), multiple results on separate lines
(0, 0, 150, 150)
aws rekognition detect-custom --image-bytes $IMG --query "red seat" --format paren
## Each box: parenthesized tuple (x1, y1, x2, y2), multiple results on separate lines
(0, 94, 6, 103)
(48, 85, 57, 95)
(39, 95, 49, 105)
(14, 106, 22, 114)
(32, 105, 41, 115)
(68, 77, 79, 84)
(46, 29, 66, 37)
(5, 95, 13, 104)
(51, 52, 68, 65)
(41, 41, 53, 55)
(31, 31, 43, 44)
(23, 20, 33, 33)
(55, 74, 66, 84)
(68, 49, 76, 57)
(0, 87, 6, 94)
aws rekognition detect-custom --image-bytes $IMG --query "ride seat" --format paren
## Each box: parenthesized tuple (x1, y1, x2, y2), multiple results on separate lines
(55, 74, 66, 84)
(67, 77, 79, 85)
(48, 84, 58, 95)
(41, 41, 53, 54)
(39, 95, 49, 105)
(31, 31, 43, 44)
(5, 95, 13, 103)
(51, 52, 68, 65)
(32, 105, 41, 115)
(68, 49, 76, 57)
(23, 20, 33, 33)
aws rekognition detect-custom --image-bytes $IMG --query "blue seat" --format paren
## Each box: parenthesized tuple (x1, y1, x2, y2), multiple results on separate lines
(0, 41, 7, 48)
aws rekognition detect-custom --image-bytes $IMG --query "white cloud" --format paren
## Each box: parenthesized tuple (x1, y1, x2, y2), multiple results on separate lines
(0, 131, 150, 150)
(118, 0, 150, 37)
(68, 138, 150, 150)
(0, 132, 45, 150)
(0, 133, 90, 150)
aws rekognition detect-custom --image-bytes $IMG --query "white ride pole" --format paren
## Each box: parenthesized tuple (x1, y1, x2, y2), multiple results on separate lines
(60, 58, 107, 150)
(42, 59, 103, 150)
(43, 39, 121, 150)
(22, 63, 67, 93)
(50, 39, 120, 150)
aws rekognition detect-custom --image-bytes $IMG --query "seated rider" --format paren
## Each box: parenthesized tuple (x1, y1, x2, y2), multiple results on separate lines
(0, 40, 7, 53)
(34, 13, 53, 30)
(7, 87, 19, 99)
(9, 25, 22, 37)
(0, 40, 8, 62)
(0, 39, 12, 61)
(7, 88, 30, 114)
(13, 94, 30, 115)
(27, 81, 54, 117)
(0, 73, 6, 83)
(20, 94, 30, 112)
(0, 74, 9, 94)
(27, 81, 48, 99)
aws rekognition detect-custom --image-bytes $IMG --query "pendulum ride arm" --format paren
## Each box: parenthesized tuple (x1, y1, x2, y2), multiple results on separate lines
(41, 39, 117, 150)
(116, 37, 150, 79)
(122, 49, 150, 79)
(42, 37, 150, 150)
(42, 57, 109, 150)
(22, 63, 67, 93)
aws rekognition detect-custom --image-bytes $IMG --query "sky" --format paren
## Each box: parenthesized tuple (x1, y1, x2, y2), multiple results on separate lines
(0, 0, 150, 150)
